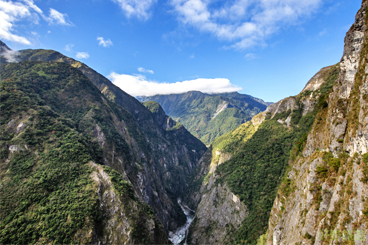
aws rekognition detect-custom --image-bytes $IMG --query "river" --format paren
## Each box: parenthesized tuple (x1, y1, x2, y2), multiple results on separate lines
(168, 199, 195, 245)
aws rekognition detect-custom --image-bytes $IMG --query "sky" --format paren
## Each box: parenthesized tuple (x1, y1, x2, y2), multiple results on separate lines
(0, 0, 362, 102)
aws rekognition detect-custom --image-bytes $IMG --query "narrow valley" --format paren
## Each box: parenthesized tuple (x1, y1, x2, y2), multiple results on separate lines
(0, 0, 367, 244)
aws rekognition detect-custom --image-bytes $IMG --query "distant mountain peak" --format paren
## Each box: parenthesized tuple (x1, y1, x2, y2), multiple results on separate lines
(0, 40, 11, 52)
(137, 91, 269, 145)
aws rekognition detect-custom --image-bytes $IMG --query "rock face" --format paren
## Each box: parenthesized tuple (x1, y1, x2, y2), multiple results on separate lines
(265, 96, 297, 118)
(183, 116, 261, 244)
(265, 1, 368, 244)
(302, 66, 334, 93)
(188, 182, 248, 244)
(89, 162, 134, 244)
(89, 162, 164, 244)
(266, 63, 339, 121)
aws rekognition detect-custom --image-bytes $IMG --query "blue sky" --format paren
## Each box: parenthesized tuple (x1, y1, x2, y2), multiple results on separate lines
(0, 0, 361, 102)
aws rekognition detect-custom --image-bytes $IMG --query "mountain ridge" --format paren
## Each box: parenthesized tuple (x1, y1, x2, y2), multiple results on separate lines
(180, 0, 368, 244)
(0, 43, 207, 240)
(138, 91, 270, 145)
(0, 60, 169, 244)
(265, 1, 368, 243)
(1, 0, 367, 243)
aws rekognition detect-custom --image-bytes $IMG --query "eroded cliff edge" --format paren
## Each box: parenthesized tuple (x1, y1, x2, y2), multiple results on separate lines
(265, 1, 368, 244)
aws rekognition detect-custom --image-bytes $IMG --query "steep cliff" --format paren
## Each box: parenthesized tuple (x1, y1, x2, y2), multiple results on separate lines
(265, 1, 368, 244)
(184, 60, 340, 244)
(138, 91, 269, 145)
(0, 45, 207, 234)
(143, 101, 179, 131)
(0, 61, 169, 244)
(183, 117, 259, 244)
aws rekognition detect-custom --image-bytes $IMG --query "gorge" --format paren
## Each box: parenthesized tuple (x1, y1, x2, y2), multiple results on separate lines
(1, 0, 368, 244)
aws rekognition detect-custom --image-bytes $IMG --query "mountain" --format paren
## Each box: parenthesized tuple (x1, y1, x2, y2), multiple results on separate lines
(138, 91, 270, 145)
(0, 44, 207, 243)
(1, 0, 366, 243)
(181, 1, 368, 244)
(265, 1, 368, 244)
(0, 61, 168, 244)
(0, 40, 10, 52)
(182, 63, 339, 244)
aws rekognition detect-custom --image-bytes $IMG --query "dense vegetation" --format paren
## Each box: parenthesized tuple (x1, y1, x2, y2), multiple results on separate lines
(0, 61, 167, 244)
(139, 91, 268, 145)
(214, 65, 339, 244)
(5, 47, 208, 218)
(216, 116, 314, 243)
(211, 120, 257, 154)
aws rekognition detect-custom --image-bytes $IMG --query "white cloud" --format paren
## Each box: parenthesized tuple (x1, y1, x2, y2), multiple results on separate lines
(111, 0, 156, 20)
(0, 0, 34, 44)
(65, 43, 74, 51)
(23, 0, 42, 14)
(137, 67, 154, 74)
(108, 72, 242, 96)
(76, 52, 89, 59)
(0, 0, 72, 45)
(170, 0, 322, 49)
(2, 49, 20, 62)
(45, 8, 72, 26)
(97, 37, 113, 47)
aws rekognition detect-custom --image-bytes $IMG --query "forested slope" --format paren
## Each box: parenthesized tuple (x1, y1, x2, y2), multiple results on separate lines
(0, 43, 207, 234)
(0, 61, 168, 244)
(139, 91, 269, 145)
(184, 64, 339, 244)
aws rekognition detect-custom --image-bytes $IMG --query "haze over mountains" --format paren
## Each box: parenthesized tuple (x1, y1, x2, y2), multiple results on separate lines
(1, 1, 368, 244)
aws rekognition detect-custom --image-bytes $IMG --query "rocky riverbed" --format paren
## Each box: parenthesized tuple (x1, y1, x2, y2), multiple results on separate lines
(168, 199, 195, 245)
